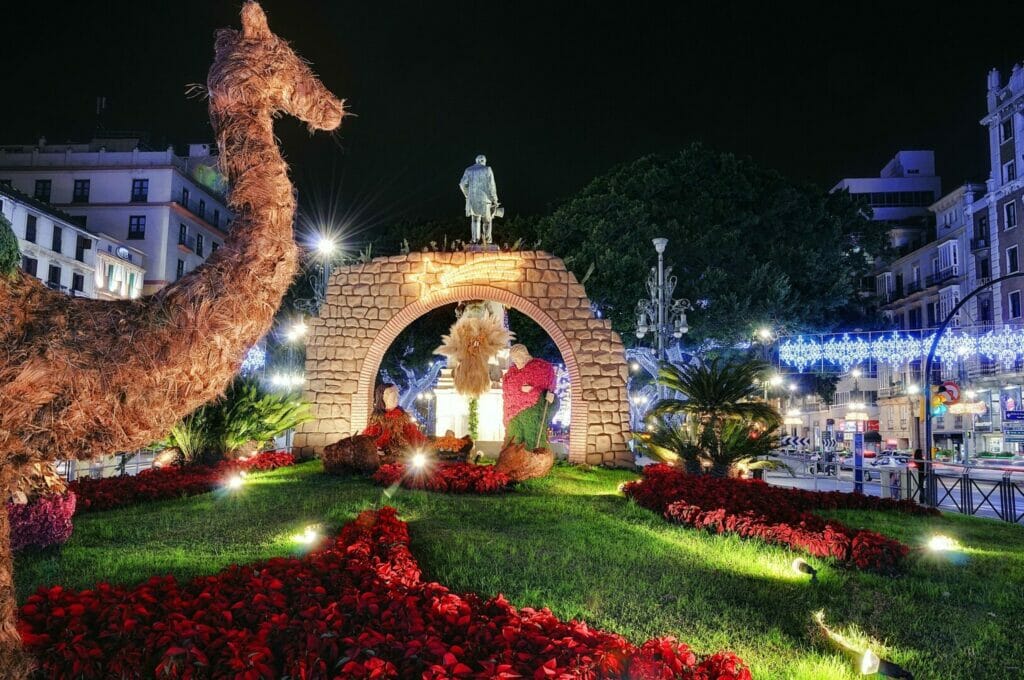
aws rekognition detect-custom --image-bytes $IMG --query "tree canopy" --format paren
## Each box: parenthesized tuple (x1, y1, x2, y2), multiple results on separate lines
(535, 143, 890, 345)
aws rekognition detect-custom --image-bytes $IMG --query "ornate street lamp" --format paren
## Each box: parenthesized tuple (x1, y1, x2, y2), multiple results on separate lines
(635, 238, 693, 364)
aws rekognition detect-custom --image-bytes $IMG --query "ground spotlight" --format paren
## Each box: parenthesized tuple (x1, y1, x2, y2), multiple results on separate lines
(792, 558, 818, 582)
(225, 474, 244, 491)
(292, 525, 321, 547)
(410, 452, 427, 470)
(927, 535, 960, 552)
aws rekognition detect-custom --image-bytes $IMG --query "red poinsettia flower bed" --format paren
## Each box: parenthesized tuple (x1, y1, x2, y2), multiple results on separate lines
(625, 464, 936, 573)
(8, 492, 77, 553)
(373, 461, 515, 494)
(69, 450, 295, 515)
(18, 507, 751, 679)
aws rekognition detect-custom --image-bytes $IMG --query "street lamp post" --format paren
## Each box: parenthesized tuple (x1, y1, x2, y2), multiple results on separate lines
(636, 238, 693, 397)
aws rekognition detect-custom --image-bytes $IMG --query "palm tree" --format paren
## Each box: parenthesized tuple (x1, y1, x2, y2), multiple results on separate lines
(706, 419, 785, 478)
(651, 357, 781, 476)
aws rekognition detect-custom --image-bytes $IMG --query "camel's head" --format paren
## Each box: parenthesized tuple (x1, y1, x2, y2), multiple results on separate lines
(210, 2, 344, 132)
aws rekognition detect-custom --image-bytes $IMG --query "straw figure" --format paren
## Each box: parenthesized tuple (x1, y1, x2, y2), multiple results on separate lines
(434, 312, 513, 398)
(0, 4, 344, 675)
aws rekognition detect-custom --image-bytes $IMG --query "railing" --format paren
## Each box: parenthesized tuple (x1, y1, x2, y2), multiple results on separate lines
(55, 449, 158, 482)
(971, 237, 989, 250)
(925, 267, 959, 287)
(766, 453, 1024, 524)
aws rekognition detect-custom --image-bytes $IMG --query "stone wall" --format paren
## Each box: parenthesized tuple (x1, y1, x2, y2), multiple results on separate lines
(293, 250, 633, 467)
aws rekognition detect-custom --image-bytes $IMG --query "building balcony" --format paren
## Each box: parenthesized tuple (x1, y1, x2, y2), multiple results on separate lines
(925, 267, 959, 287)
(177, 235, 196, 253)
(971, 237, 989, 251)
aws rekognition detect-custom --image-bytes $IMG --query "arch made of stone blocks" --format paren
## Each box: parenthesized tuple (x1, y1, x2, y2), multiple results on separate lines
(353, 284, 589, 462)
(294, 251, 632, 467)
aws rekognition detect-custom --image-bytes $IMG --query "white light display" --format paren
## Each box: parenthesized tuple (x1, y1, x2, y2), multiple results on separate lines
(779, 327, 1024, 369)
(240, 345, 266, 374)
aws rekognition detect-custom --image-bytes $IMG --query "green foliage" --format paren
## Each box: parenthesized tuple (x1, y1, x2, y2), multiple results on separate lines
(160, 377, 312, 463)
(211, 378, 313, 456)
(0, 212, 20, 277)
(536, 143, 891, 344)
(467, 398, 479, 440)
(650, 358, 781, 476)
(633, 417, 702, 473)
(163, 411, 211, 465)
(813, 373, 840, 407)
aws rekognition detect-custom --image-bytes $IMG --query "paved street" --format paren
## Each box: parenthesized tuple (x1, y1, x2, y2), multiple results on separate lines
(764, 456, 1023, 523)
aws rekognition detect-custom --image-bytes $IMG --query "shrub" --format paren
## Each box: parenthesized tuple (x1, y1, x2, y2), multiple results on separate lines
(18, 507, 751, 678)
(0, 213, 19, 277)
(625, 464, 935, 572)
(69, 450, 295, 514)
(8, 492, 76, 552)
(373, 462, 514, 494)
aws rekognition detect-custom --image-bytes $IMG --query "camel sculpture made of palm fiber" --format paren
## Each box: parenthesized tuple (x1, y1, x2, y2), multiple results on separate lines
(0, 4, 344, 675)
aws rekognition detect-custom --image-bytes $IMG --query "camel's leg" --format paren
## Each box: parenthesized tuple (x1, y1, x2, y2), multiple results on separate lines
(0, 471, 34, 679)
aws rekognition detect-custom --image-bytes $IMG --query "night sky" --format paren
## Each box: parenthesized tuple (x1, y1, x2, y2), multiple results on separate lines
(5, 1, 1024, 245)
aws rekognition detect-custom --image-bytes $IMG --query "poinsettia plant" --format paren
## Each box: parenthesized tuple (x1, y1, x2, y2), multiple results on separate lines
(625, 464, 936, 573)
(19, 506, 752, 678)
(69, 450, 295, 514)
(373, 461, 514, 494)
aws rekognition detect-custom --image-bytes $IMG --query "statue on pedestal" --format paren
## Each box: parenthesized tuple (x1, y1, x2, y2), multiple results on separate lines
(459, 154, 502, 245)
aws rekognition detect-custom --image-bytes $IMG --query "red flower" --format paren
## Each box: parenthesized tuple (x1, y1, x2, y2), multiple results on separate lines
(626, 464, 922, 573)
(373, 463, 514, 495)
(18, 507, 747, 678)
(69, 451, 295, 515)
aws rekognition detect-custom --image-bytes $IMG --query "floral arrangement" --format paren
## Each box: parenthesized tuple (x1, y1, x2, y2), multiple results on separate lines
(433, 435, 470, 452)
(69, 450, 295, 515)
(373, 462, 514, 494)
(625, 464, 935, 572)
(8, 492, 76, 553)
(18, 507, 750, 678)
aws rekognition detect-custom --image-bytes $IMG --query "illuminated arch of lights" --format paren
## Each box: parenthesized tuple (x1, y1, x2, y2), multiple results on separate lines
(778, 329, 1024, 370)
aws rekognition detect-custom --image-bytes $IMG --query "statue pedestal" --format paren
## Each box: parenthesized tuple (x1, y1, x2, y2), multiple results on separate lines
(464, 244, 501, 253)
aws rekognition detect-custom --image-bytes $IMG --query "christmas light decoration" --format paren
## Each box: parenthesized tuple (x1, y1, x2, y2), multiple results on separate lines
(240, 345, 266, 374)
(779, 327, 1024, 369)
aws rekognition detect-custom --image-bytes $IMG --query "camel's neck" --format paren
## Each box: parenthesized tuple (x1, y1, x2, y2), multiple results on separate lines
(214, 109, 295, 241)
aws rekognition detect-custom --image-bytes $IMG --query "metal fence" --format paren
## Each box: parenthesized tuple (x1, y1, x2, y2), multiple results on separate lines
(55, 450, 159, 482)
(765, 455, 1024, 524)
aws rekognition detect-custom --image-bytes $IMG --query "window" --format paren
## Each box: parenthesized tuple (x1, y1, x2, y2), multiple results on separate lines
(72, 179, 90, 203)
(1011, 291, 1022, 320)
(197, 199, 205, 219)
(178, 223, 188, 246)
(926, 302, 937, 327)
(75, 234, 89, 262)
(196, 233, 204, 257)
(51, 225, 62, 254)
(131, 178, 149, 202)
(1002, 118, 1014, 143)
(1007, 202, 1018, 230)
(21, 256, 37, 277)
(181, 187, 190, 208)
(128, 215, 146, 239)
(211, 241, 219, 254)
(212, 209, 219, 228)
(33, 179, 51, 202)
(71, 273, 84, 293)
(1008, 245, 1019, 274)
(1005, 160, 1017, 183)
(176, 259, 185, 281)
(24, 214, 37, 243)
(47, 264, 61, 286)
(978, 257, 991, 280)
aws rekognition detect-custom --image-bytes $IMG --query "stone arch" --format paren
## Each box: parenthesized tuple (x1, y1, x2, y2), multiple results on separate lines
(294, 251, 633, 467)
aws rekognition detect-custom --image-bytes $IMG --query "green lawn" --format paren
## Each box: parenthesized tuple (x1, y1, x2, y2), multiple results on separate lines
(15, 462, 1024, 679)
